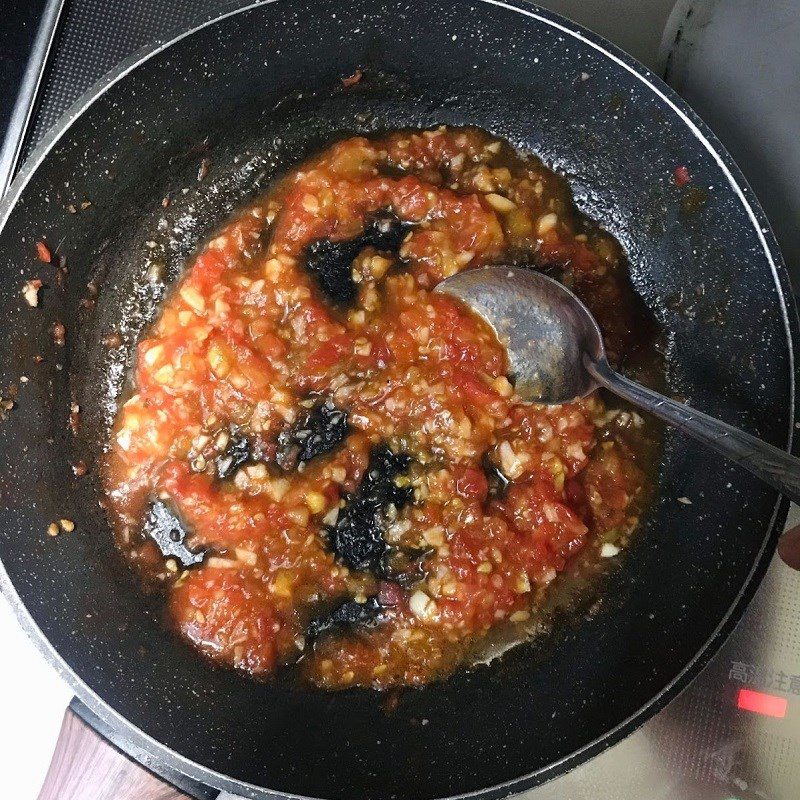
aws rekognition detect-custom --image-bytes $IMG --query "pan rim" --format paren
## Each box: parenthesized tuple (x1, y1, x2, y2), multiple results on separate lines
(0, 1, 796, 798)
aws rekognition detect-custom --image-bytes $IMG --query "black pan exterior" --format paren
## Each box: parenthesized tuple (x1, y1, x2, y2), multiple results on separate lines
(0, 1, 796, 798)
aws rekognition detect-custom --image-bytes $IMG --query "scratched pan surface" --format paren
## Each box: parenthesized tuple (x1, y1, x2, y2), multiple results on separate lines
(0, 1, 796, 798)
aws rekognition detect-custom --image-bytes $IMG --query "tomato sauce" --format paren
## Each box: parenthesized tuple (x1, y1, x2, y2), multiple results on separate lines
(105, 127, 657, 688)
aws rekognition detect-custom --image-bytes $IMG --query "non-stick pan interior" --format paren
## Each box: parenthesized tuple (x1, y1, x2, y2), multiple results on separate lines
(0, 1, 794, 798)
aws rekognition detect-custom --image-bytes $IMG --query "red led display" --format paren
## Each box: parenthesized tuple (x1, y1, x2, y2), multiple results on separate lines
(736, 688, 788, 718)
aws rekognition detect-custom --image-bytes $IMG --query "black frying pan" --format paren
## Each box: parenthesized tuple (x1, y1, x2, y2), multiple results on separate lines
(0, 1, 796, 799)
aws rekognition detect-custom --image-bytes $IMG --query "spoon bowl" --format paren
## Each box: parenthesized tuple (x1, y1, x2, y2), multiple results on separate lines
(436, 265, 604, 404)
(436, 264, 800, 506)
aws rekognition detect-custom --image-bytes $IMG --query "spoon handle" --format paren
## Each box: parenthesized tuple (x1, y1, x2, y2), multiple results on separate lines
(587, 357, 800, 505)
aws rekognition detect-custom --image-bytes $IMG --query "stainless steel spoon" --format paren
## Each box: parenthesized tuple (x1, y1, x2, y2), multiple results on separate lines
(436, 264, 800, 503)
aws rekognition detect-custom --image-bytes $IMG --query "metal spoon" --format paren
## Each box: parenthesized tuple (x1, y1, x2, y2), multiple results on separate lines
(436, 264, 800, 504)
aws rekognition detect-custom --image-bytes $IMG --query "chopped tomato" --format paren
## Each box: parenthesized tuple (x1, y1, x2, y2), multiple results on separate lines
(171, 569, 285, 673)
(453, 465, 489, 502)
(451, 368, 506, 414)
(105, 127, 654, 690)
(674, 165, 691, 187)
(303, 333, 353, 374)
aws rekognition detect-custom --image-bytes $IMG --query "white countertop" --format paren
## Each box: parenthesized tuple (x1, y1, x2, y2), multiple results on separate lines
(0, 591, 71, 798)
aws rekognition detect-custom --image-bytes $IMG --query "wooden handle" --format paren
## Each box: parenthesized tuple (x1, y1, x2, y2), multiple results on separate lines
(38, 707, 192, 800)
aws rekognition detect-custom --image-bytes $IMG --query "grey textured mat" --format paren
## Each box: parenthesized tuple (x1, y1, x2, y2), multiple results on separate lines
(25, 0, 237, 156)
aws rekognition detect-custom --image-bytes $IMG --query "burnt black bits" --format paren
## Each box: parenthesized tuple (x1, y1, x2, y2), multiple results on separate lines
(144, 500, 206, 568)
(482, 453, 510, 499)
(306, 596, 385, 640)
(303, 211, 409, 306)
(277, 397, 349, 471)
(211, 398, 348, 480)
(215, 433, 251, 479)
(364, 211, 409, 251)
(328, 445, 413, 574)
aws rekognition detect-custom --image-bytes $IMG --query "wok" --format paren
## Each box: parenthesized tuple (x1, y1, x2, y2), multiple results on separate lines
(0, 1, 796, 798)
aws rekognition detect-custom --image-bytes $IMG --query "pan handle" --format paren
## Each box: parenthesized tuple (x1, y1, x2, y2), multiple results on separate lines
(37, 706, 192, 800)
